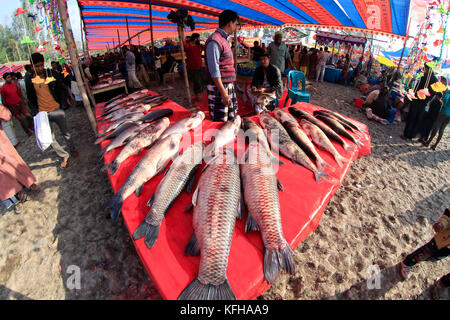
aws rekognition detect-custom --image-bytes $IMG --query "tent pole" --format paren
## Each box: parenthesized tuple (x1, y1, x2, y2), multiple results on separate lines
(234, 30, 238, 72)
(117, 29, 121, 47)
(389, 18, 411, 92)
(314, 27, 318, 48)
(56, 0, 97, 133)
(126, 16, 131, 46)
(149, 0, 155, 58)
(177, 25, 192, 108)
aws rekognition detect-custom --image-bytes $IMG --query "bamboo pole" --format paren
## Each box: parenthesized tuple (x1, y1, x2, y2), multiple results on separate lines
(177, 25, 192, 108)
(149, 1, 155, 58)
(57, 0, 97, 133)
(15, 41, 22, 61)
(126, 16, 131, 46)
(233, 30, 238, 72)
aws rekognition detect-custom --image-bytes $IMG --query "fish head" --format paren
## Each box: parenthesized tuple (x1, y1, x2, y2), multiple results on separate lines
(259, 113, 278, 130)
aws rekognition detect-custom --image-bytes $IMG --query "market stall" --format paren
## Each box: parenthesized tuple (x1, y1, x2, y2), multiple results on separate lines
(315, 31, 367, 83)
(96, 91, 371, 300)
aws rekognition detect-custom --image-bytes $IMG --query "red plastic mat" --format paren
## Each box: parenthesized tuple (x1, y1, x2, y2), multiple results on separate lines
(96, 93, 371, 300)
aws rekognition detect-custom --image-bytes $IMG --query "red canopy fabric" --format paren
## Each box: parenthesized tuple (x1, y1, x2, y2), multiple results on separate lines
(96, 92, 371, 299)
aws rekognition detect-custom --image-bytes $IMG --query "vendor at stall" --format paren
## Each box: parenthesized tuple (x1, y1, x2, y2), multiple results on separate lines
(247, 53, 283, 115)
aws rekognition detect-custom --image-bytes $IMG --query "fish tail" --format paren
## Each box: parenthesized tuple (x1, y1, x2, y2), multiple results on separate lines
(94, 136, 104, 144)
(263, 243, 295, 284)
(314, 169, 329, 182)
(355, 139, 364, 149)
(108, 162, 119, 175)
(132, 221, 160, 249)
(316, 157, 331, 172)
(178, 277, 236, 300)
(335, 154, 347, 168)
(343, 143, 356, 153)
(98, 148, 108, 162)
(107, 195, 123, 222)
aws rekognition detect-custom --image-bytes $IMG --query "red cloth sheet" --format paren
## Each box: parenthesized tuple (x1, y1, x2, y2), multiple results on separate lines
(96, 92, 371, 300)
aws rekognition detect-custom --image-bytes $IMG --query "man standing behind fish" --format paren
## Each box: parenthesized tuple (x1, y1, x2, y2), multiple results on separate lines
(205, 10, 240, 122)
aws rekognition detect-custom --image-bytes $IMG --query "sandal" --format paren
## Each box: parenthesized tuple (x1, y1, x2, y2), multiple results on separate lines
(14, 203, 23, 214)
(61, 159, 71, 168)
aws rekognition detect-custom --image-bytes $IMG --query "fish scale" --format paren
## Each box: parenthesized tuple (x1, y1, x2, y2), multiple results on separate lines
(240, 141, 295, 283)
(179, 149, 240, 299)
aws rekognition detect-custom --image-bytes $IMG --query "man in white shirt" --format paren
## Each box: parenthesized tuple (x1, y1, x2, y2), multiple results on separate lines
(315, 47, 331, 82)
(122, 46, 142, 90)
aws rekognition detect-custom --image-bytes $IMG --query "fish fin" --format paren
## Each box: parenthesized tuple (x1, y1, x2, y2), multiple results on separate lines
(178, 277, 236, 300)
(184, 233, 200, 256)
(263, 243, 296, 284)
(185, 186, 199, 213)
(277, 178, 284, 191)
(132, 221, 160, 249)
(135, 183, 145, 197)
(201, 153, 220, 173)
(146, 194, 155, 207)
(184, 203, 194, 213)
(245, 212, 260, 233)
(314, 170, 329, 183)
(236, 196, 244, 220)
(106, 195, 123, 222)
(185, 165, 200, 193)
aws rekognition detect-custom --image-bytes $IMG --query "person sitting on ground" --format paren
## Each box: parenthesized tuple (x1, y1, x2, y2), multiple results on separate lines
(423, 86, 450, 150)
(26, 52, 79, 168)
(365, 88, 397, 125)
(0, 103, 38, 214)
(399, 205, 450, 297)
(1, 72, 34, 136)
(247, 53, 283, 115)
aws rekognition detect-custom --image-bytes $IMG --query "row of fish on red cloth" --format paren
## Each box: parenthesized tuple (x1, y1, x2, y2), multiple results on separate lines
(95, 89, 367, 300)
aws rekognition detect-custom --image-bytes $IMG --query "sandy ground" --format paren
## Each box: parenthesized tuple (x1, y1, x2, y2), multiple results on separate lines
(0, 78, 449, 300)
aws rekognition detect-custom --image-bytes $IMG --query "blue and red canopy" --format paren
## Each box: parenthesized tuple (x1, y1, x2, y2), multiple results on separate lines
(78, 0, 412, 50)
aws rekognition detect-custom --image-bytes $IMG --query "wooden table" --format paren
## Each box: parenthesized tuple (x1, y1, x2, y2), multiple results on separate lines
(90, 79, 128, 105)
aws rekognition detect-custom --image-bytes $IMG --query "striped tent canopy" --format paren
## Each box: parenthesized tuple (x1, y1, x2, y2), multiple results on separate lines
(0, 62, 29, 78)
(78, 0, 412, 50)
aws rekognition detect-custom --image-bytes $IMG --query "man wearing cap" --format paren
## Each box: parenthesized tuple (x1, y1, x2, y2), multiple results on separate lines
(266, 31, 294, 77)
(205, 9, 239, 122)
(247, 53, 283, 115)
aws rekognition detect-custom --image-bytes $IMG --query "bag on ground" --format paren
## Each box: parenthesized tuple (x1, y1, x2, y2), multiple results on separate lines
(33, 111, 53, 151)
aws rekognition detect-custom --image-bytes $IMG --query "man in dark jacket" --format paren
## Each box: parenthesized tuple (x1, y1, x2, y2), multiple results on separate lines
(26, 53, 78, 168)
(247, 53, 282, 114)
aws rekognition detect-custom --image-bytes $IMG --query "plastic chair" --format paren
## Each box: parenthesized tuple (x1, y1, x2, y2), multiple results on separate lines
(282, 70, 310, 108)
